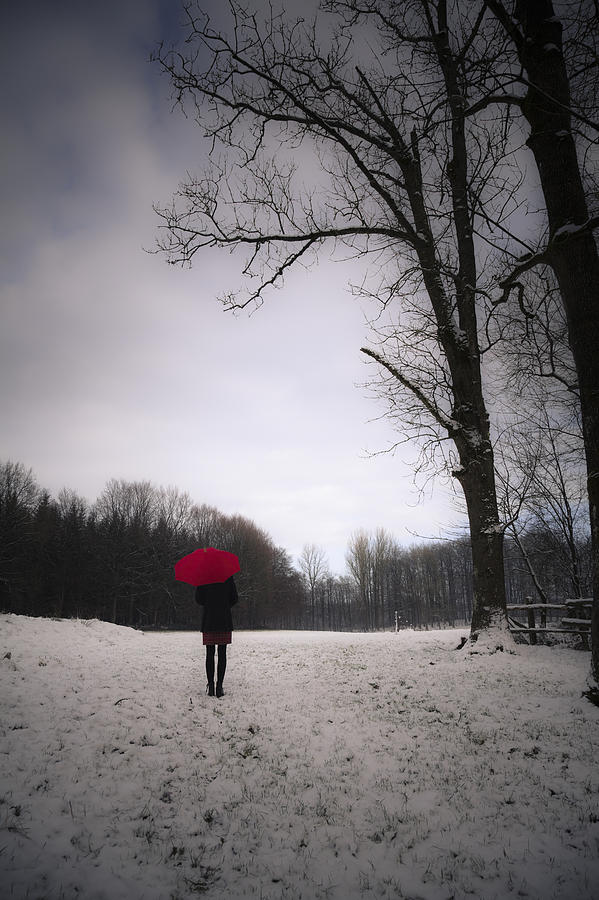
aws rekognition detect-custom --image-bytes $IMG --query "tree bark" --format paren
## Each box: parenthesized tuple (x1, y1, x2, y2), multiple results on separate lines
(453, 424, 508, 641)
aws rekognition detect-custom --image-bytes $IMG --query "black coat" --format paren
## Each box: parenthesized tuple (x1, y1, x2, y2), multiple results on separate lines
(195, 576, 238, 632)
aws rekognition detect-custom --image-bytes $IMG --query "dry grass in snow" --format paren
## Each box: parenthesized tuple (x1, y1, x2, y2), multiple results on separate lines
(1, 614, 598, 899)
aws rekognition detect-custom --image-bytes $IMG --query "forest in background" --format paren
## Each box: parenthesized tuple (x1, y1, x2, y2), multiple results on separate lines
(0, 459, 590, 632)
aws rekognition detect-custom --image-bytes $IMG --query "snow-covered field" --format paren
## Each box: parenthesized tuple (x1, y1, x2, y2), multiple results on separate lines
(1, 615, 598, 900)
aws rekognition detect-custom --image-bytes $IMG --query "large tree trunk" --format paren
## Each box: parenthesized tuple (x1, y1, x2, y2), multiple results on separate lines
(444, 331, 509, 646)
(455, 444, 508, 644)
(513, 0, 599, 697)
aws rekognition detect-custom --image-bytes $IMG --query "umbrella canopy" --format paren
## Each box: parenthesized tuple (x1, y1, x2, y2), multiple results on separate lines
(174, 547, 240, 586)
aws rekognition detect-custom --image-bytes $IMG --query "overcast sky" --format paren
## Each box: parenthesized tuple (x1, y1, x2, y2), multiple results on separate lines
(1, 0, 467, 573)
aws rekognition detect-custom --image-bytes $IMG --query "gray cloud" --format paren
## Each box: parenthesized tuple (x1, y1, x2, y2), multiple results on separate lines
(1, 0, 467, 572)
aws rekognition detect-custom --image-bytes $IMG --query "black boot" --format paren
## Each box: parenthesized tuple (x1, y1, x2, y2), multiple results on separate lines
(206, 645, 216, 696)
(216, 645, 226, 698)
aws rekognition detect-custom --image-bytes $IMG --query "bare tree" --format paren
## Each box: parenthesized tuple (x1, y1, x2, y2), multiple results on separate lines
(155, 486, 194, 540)
(346, 529, 373, 629)
(299, 543, 329, 628)
(94, 479, 160, 623)
(52, 488, 90, 618)
(0, 461, 41, 609)
(345, 527, 401, 629)
(370, 527, 396, 629)
(153, 0, 521, 647)
(491, 268, 588, 602)
(498, 413, 589, 602)
(188, 502, 223, 547)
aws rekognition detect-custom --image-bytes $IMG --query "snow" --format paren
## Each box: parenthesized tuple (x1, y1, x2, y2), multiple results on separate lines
(1, 614, 598, 900)
(482, 523, 506, 535)
(461, 426, 484, 449)
(553, 223, 583, 240)
(469, 619, 515, 654)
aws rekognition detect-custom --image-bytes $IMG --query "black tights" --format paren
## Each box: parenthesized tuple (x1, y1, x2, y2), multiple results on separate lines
(205, 644, 227, 685)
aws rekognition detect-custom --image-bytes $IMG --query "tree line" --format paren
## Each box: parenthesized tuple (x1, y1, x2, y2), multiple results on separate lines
(0, 461, 302, 630)
(1, 459, 590, 632)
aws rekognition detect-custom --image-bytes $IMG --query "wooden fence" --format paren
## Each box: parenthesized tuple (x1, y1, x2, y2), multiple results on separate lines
(507, 597, 592, 648)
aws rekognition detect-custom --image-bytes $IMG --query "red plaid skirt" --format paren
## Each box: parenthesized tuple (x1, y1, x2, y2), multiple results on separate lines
(203, 631, 232, 646)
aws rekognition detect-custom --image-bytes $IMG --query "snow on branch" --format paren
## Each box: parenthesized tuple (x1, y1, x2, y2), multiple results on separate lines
(496, 214, 599, 305)
(360, 346, 458, 435)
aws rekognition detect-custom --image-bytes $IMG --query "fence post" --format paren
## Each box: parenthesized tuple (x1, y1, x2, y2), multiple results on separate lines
(526, 596, 537, 645)
(395, 610, 399, 633)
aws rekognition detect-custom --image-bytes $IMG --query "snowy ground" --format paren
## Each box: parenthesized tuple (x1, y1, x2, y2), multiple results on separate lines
(1, 615, 598, 900)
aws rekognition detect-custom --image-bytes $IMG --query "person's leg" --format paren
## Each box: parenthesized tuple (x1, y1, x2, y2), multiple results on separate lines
(205, 644, 216, 694)
(216, 644, 227, 696)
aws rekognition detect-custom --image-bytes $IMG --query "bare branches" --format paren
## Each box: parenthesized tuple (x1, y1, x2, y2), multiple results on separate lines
(154, 4, 431, 304)
(153, 0, 519, 313)
(465, 91, 523, 117)
(495, 213, 599, 307)
(361, 345, 457, 435)
(482, 0, 523, 51)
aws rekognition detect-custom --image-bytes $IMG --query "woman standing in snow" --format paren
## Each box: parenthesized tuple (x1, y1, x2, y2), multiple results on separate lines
(195, 576, 238, 697)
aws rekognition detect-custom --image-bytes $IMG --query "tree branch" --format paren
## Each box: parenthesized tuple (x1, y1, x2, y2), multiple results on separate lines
(465, 92, 523, 117)
(360, 346, 457, 435)
(497, 214, 599, 302)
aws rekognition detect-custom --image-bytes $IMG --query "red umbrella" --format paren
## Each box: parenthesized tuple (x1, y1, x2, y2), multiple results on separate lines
(174, 547, 240, 586)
